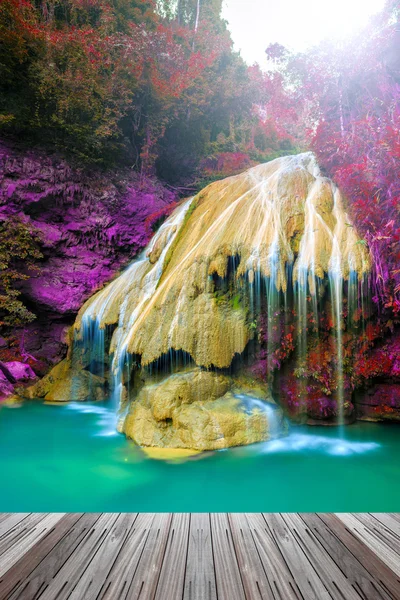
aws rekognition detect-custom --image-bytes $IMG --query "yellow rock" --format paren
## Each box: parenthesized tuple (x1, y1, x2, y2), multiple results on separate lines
(24, 358, 106, 402)
(2, 395, 24, 408)
(75, 152, 370, 371)
(122, 369, 286, 451)
(31, 152, 370, 451)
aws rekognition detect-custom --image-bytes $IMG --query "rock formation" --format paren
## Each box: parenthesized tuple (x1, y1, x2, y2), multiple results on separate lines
(29, 152, 382, 450)
(121, 369, 286, 451)
(76, 152, 369, 368)
(0, 139, 177, 393)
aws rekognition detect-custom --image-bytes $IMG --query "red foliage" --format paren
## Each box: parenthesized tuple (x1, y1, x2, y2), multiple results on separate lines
(144, 200, 178, 234)
(200, 152, 252, 178)
(263, 1, 400, 313)
(0, 0, 230, 167)
(353, 328, 400, 384)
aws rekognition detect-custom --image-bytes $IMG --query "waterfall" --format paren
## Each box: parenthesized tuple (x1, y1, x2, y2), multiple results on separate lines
(70, 152, 370, 429)
(76, 198, 194, 412)
(235, 393, 283, 439)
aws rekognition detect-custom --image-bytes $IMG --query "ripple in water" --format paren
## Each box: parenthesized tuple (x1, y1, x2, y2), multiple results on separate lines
(64, 403, 381, 455)
(261, 433, 380, 456)
(65, 403, 119, 437)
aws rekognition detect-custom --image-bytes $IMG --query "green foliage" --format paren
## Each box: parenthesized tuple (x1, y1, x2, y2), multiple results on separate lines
(230, 294, 241, 311)
(0, 0, 296, 174)
(0, 219, 43, 328)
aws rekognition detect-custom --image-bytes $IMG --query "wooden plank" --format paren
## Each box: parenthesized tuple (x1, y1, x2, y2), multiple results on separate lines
(353, 514, 400, 557)
(0, 513, 83, 600)
(262, 514, 330, 600)
(38, 513, 120, 600)
(300, 513, 392, 600)
(0, 514, 64, 578)
(245, 514, 304, 600)
(68, 513, 137, 600)
(210, 513, 246, 600)
(183, 514, 217, 600)
(389, 513, 400, 525)
(98, 513, 158, 600)
(337, 513, 400, 577)
(371, 514, 400, 538)
(125, 513, 173, 600)
(0, 513, 50, 557)
(0, 515, 30, 540)
(0, 512, 399, 600)
(318, 514, 400, 600)
(282, 513, 362, 600)
(154, 513, 190, 600)
(228, 513, 275, 599)
(8, 513, 101, 600)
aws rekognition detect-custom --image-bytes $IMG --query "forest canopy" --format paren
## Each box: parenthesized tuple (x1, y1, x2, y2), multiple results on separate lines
(0, 0, 295, 177)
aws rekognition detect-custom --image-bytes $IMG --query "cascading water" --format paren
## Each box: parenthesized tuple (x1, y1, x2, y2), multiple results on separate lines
(236, 393, 283, 439)
(76, 198, 194, 417)
(62, 152, 371, 449)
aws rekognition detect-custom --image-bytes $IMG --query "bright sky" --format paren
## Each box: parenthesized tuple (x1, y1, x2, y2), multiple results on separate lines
(222, 0, 386, 66)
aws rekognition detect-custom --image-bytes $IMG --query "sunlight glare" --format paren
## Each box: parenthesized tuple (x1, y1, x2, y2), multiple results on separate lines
(222, 0, 387, 65)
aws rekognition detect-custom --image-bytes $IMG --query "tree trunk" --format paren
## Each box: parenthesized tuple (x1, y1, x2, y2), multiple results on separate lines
(194, 0, 201, 32)
(192, 0, 201, 50)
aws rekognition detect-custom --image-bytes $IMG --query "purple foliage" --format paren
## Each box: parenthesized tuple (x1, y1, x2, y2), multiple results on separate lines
(0, 139, 177, 367)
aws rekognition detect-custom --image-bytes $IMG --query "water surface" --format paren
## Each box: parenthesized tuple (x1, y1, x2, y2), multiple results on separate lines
(0, 400, 399, 512)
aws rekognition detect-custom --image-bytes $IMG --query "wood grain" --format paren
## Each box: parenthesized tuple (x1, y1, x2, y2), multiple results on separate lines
(0, 513, 398, 600)
(337, 513, 400, 577)
(0, 513, 84, 600)
(300, 513, 392, 600)
(263, 513, 331, 600)
(183, 513, 217, 600)
(210, 513, 246, 600)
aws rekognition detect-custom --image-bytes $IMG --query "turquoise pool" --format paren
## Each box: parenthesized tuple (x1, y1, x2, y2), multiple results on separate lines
(0, 400, 399, 512)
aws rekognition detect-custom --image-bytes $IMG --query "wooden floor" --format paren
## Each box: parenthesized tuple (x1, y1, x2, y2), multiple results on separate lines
(0, 514, 399, 600)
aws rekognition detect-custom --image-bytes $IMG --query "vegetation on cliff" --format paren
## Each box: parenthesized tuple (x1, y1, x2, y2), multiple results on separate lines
(0, 0, 399, 427)
(262, 1, 399, 313)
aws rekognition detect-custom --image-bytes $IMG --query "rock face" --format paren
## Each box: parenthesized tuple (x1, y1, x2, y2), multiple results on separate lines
(355, 385, 400, 421)
(121, 369, 285, 451)
(0, 371, 15, 399)
(353, 330, 400, 421)
(0, 360, 37, 401)
(26, 359, 106, 403)
(2, 361, 36, 381)
(76, 152, 369, 370)
(0, 139, 177, 389)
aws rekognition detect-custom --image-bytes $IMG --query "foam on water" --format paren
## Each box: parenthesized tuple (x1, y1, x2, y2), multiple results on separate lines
(234, 393, 283, 438)
(65, 402, 119, 437)
(261, 433, 380, 456)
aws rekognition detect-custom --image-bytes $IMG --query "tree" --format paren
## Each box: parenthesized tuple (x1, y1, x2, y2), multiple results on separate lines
(261, 0, 400, 313)
(0, 220, 43, 328)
